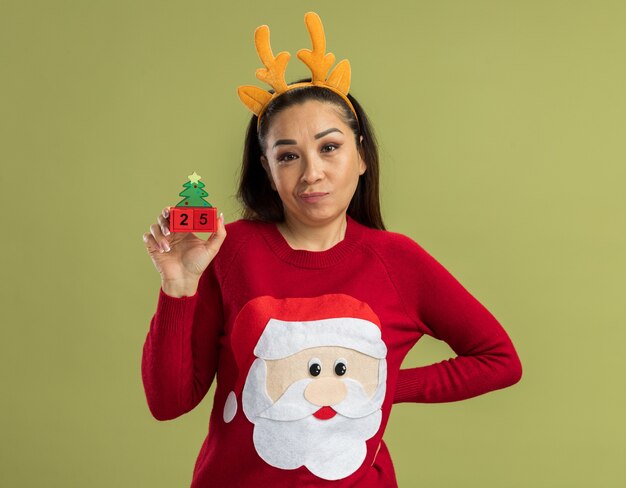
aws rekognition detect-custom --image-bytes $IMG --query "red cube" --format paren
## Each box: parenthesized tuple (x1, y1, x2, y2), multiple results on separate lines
(194, 207, 217, 232)
(169, 207, 193, 232)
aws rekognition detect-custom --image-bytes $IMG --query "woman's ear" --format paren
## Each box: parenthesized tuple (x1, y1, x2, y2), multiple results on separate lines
(260, 155, 277, 191)
(358, 135, 366, 175)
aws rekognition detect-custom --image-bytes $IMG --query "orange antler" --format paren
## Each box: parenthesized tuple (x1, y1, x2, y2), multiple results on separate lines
(238, 24, 291, 115)
(254, 25, 290, 93)
(297, 12, 351, 95)
(297, 12, 336, 83)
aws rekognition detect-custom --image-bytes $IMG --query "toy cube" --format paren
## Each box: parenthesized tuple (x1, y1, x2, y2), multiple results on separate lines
(194, 207, 218, 232)
(169, 207, 194, 232)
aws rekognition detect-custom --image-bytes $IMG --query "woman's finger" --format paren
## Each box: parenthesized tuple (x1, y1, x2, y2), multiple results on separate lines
(142, 232, 162, 254)
(150, 223, 170, 253)
(158, 213, 170, 236)
(206, 212, 227, 248)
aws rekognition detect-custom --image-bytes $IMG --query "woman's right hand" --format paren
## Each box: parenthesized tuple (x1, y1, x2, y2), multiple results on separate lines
(142, 207, 227, 297)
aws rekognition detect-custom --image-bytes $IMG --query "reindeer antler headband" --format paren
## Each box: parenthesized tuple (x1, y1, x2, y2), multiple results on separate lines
(237, 12, 358, 129)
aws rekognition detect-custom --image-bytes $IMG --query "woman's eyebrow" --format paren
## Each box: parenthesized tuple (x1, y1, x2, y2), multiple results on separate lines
(272, 128, 344, 149)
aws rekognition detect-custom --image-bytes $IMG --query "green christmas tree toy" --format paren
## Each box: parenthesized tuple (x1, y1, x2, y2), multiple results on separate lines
(169, 172, 218, 232)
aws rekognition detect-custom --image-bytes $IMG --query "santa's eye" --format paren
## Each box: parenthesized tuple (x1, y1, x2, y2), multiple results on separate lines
(334, 358, 347, 376)
(308, 358, 322, 377)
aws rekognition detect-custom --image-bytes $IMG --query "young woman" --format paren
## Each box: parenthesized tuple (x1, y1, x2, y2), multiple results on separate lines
(141, 13, 522, 488)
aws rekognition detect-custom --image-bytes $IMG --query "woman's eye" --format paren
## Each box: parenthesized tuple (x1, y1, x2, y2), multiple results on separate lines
(278, 153, 297, 163)
(322, 144, 338, 152)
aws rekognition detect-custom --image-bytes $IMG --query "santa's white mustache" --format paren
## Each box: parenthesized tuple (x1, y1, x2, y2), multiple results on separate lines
(256, 376, 382, 422)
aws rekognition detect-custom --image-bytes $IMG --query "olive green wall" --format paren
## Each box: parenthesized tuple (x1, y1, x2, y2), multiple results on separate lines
(1, 1, 624, 486)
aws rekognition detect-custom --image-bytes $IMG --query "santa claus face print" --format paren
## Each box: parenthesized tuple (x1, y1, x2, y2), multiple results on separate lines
(223, 294, 388, 481)
(259, 100, 366, 228)
(242, 348, 387, 481)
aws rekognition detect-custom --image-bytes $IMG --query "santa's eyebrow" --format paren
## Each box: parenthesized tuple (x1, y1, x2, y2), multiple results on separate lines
(272, 128, 343, 149)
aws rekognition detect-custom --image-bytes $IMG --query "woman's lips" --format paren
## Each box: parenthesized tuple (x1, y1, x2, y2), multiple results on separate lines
(300, 192, 328, 203)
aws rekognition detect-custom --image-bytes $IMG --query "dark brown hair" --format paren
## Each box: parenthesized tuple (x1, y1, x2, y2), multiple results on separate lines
(236, 79, 385, 230)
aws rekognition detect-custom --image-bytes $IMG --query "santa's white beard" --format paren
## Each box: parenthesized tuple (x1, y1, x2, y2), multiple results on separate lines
(242, 358, 386, 481)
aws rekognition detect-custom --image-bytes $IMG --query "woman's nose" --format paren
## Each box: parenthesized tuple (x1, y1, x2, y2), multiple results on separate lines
(300, 155, 324, 183)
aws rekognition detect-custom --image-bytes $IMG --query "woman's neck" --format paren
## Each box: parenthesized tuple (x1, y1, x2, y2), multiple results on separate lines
(277, 213, 348, 251)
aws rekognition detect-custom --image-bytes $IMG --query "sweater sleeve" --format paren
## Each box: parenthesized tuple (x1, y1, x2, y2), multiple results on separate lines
(388, 236, 522, 404)
(141, 261, 224, 420)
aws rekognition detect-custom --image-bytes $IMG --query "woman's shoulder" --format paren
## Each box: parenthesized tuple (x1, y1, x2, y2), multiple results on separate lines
(221, 217, 279, 252)
(359, 223, 426, 255)
(357, 223, 441, 274)
(221, 218, 268, 249)
(360, 225, 457, 287)
(208, 218, 268, 275)
(224, 217, 266, 234)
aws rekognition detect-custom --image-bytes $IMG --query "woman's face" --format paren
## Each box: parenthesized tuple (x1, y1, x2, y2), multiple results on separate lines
(260, 100, 366, 227)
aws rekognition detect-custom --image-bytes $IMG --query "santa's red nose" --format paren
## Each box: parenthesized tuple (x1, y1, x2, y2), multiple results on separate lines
(313, 406, 337, 420)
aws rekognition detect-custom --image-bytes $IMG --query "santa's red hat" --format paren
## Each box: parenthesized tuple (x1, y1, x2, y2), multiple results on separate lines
(223, 294, 386, 423)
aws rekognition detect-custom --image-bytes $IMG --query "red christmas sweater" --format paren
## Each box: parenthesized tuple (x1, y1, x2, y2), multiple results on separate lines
(141, 214, 522, 487)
